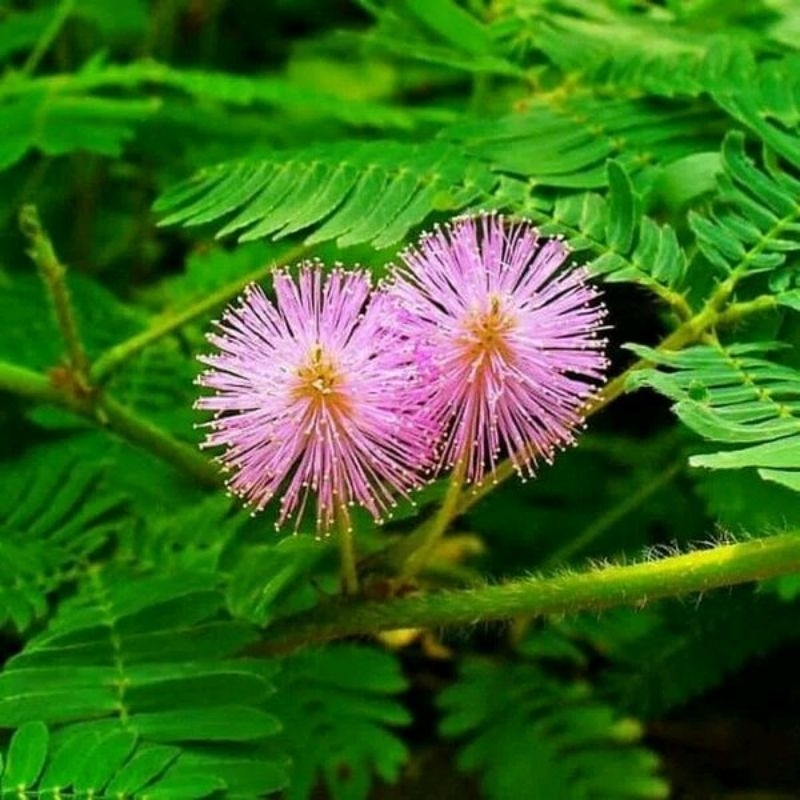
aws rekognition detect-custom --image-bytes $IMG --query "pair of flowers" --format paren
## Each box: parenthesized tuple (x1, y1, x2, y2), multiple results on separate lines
(196, 213, 608, 535)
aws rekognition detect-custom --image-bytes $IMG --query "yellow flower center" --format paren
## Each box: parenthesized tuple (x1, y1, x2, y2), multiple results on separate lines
(294, 343, 349, 415)
(461, 295, 516, 365)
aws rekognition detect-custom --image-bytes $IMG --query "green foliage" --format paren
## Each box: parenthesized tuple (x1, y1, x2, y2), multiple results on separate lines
(154, 140, 496, 248)
(541, 161, 688, 296)
(687, 131, 800, 280)
(600, 591, 800, 718)
(0, 447, 124, 634)
(444, 97, 715, 189)
(0, 569, 287, 798)
(4, 0, 800, 797)
(439, 655, 669, 800)
(630, 341, 800, 491)
(0, 721, 205, 799)
(269, 645, 410, 800)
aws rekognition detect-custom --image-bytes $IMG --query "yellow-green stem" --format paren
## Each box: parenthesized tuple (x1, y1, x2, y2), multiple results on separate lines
(260, 531, 800, 654)
(90, 242, 311, 384)
(398, 459, 467, 579)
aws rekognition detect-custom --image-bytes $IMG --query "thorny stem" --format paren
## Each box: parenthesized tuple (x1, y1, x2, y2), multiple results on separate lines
(20, 205, 91, 384)
(90, 242, 311, 384)
(337, 509, 360, 597)
(259, 531, 800, 654)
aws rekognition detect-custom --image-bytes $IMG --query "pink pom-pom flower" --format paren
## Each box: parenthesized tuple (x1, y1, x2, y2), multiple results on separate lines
(385, 213, 608, 485)
(196, 262, 437, 535)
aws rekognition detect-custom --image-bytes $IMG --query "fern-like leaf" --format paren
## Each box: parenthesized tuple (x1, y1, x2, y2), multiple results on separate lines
(268, 645, 410, 800)
(443, 97, 714, 189)
(0, 720, 224, 799)
(629, 341, 800, 491)
(154, 139, 496, 248)
(0, 569, 287, 798)
(687, 130, 800, 279)
(0, 448, 124, 634)
(439, 657, 668, 800)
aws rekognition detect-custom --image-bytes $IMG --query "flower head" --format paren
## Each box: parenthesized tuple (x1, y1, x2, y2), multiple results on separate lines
(386, 213, 608, 485)
(196, 263, 436, 534)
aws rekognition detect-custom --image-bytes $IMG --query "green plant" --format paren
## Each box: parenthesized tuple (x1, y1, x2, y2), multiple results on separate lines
(3, 0, 800, 797)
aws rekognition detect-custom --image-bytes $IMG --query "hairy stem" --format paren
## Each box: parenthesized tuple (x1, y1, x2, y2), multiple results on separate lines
(90, 242, 311, 384)
(260, 531, 800, 653)
(20, 205, 90, 383)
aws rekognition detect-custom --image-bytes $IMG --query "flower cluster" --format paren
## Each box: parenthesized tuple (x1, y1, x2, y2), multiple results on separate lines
(196, 214, 608, 535)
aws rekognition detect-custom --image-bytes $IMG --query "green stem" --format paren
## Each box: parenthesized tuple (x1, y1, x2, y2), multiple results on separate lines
(395, 459, 467, 578)
(260, 531, 800, 653)
(337, 508, 360, 596)
(0, 359, 219, 487)
(20, 205, 90, 382)
(98, 395, 220, 486)
(0, 360, 71, 407)
(21, 0, 76, 77)
(90, 242, 311, 385)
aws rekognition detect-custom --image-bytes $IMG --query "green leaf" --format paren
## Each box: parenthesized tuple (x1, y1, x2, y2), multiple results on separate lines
(270, 646, 409, 800)
(155, 140, 496, 247)
(0, 569, 287, 794)
(0, 446, 125, 634)
(439, 658, 668, 800)
(72, 729, 138, 793)
(103, 744, 181, 796)
(605, 160, 638, 253)
(630, 341, 800, 491)
(404, 0, 491, 56)
(0, 721, 48, 790)
(687, 131, 800, 279)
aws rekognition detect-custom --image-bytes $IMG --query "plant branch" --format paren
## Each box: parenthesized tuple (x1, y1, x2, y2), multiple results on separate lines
(20, 205, 90, 383)
(0, 359, 219, 486)
(90, 242, 311, 384)
(260, 531, 800, 653)
(97, 395, 220, 486)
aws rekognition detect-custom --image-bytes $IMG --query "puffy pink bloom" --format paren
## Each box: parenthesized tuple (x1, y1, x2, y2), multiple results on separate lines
(196, 263, 436, 534)
(386, 213, 608, 485)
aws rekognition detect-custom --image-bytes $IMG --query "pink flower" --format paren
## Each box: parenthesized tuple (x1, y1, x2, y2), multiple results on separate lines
(196, 263, 436, 534)
(386, 213, 608, 485)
